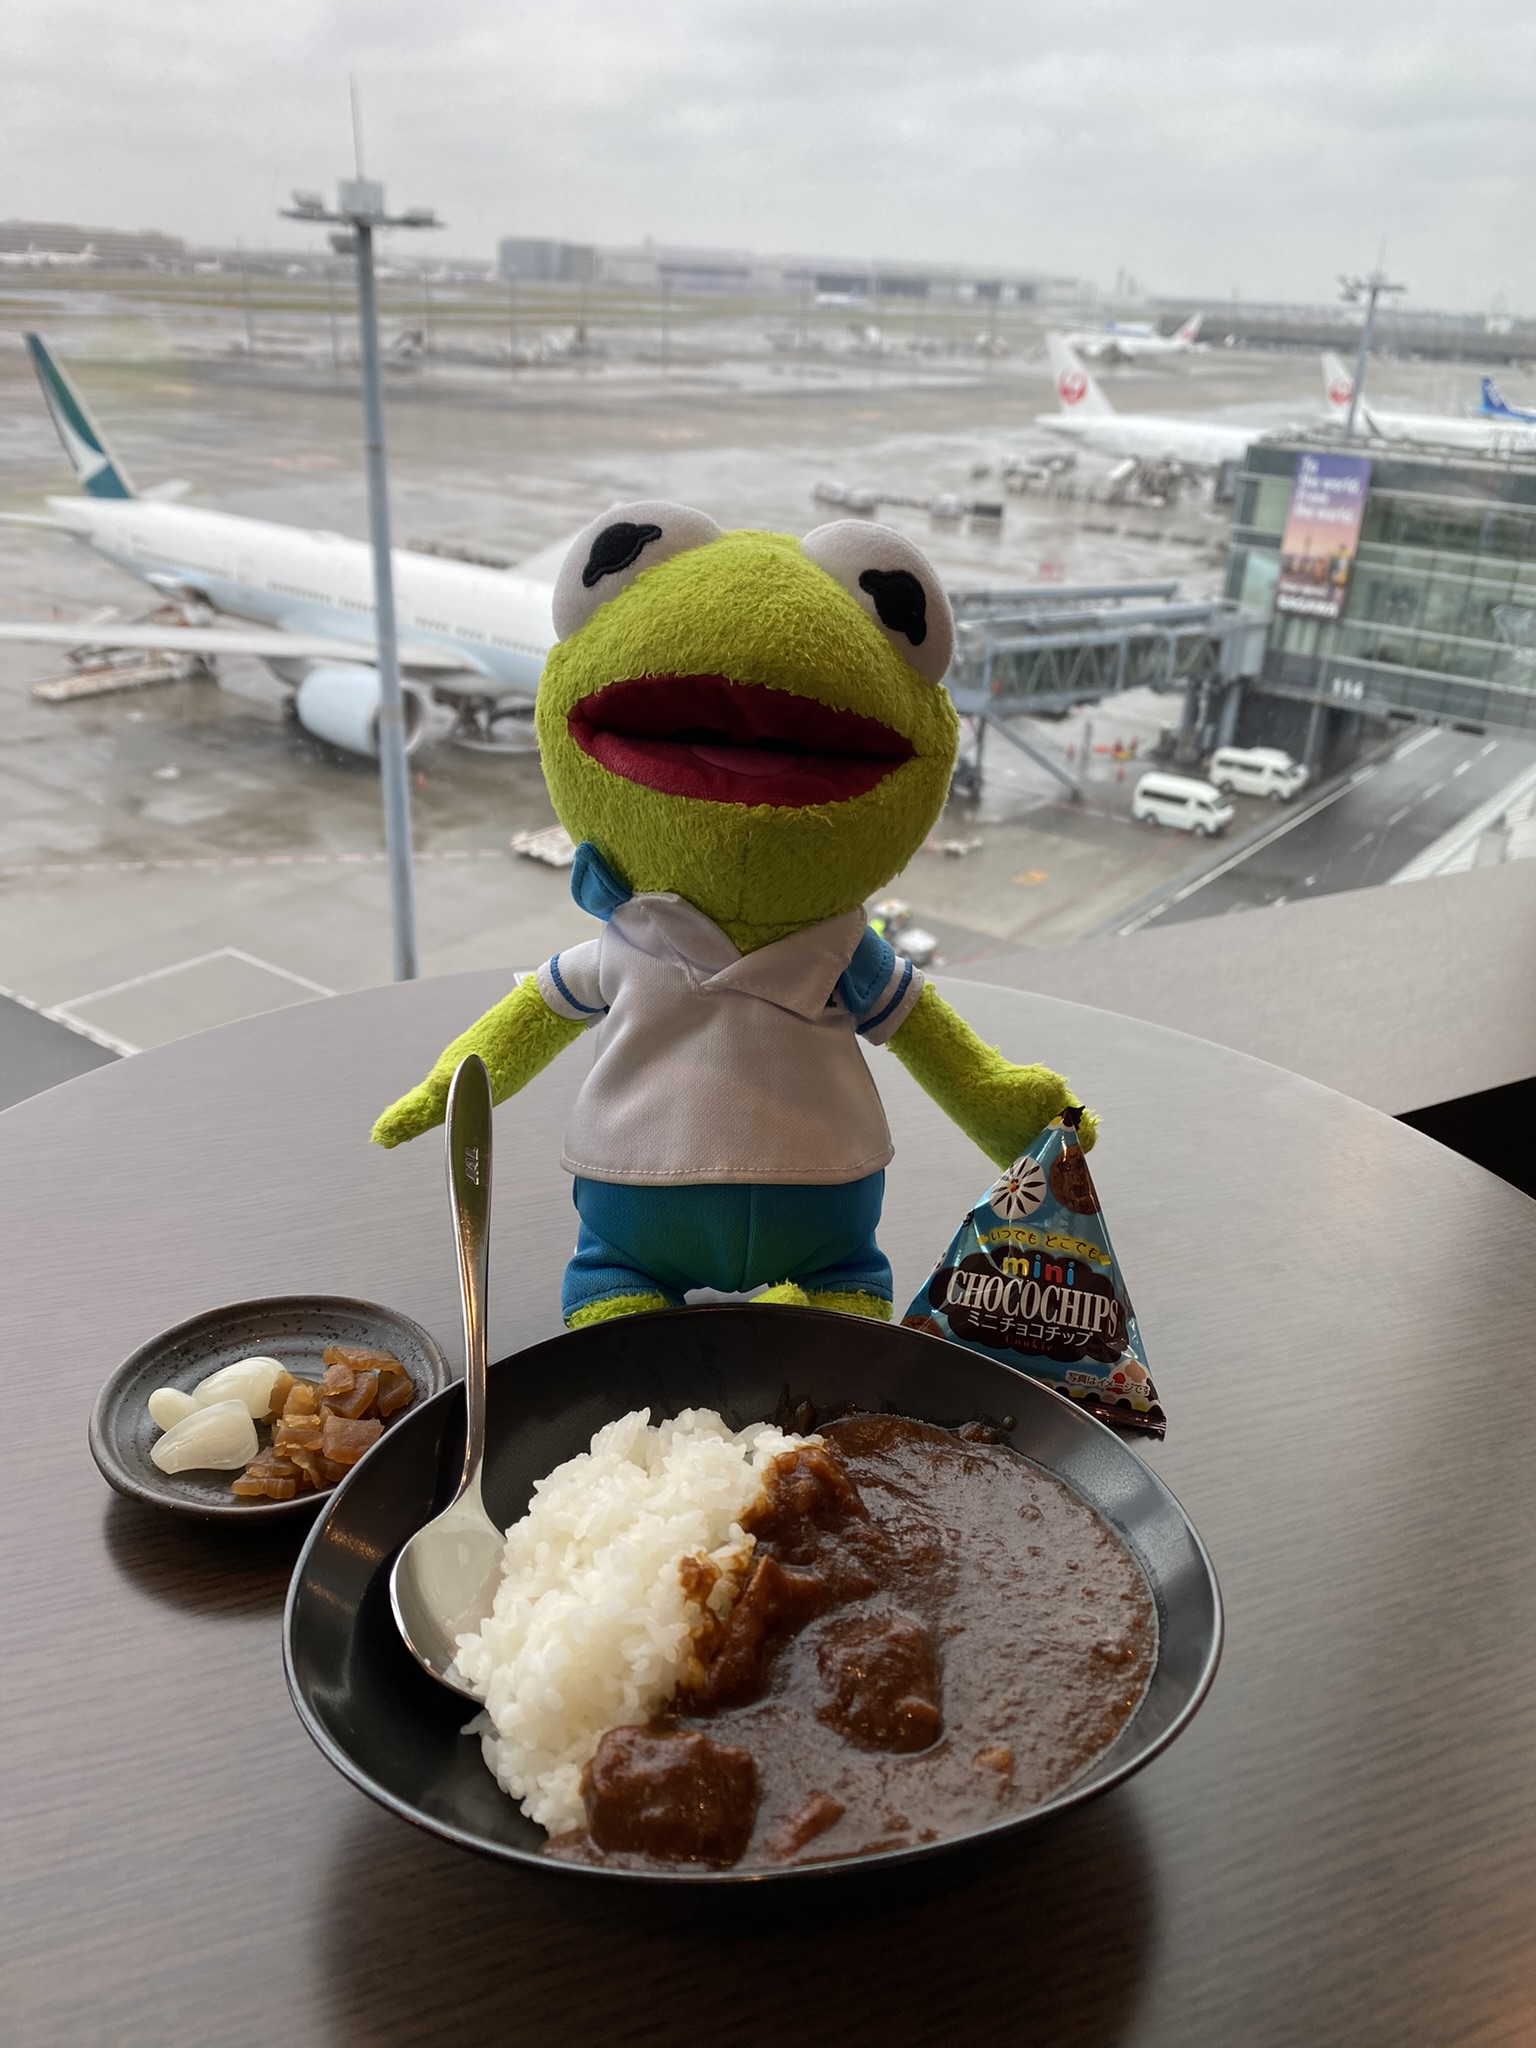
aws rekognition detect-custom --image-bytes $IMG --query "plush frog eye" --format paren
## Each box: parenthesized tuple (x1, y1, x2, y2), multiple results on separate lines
(800, 521, 954, 686)
(552, 500, 724, 640)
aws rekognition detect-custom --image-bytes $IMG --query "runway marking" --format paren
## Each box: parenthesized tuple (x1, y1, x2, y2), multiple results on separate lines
(0, 976, 129, 1057)
(1117, 775, 1361, 932)
(1422, 781, 1444, 799)
(1480, 741, 1499, 756)
(0, 847, 510, 880)
(1348, 832, 1375, 853)
(1453, 760, 1471, 776)
(1386, 805, 1413, 828)
(1393, 728, 1439, 761)
(54, 946, 335, 1015)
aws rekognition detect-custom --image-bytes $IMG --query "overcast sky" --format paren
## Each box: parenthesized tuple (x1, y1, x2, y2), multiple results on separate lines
(5, 0, 1532, 309)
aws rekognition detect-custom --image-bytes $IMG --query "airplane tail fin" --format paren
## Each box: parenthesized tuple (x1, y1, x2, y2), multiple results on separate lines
(1046, 333, 1113, 416)
(1174, 312, 1202, 345)
(1481, 375, 1511, 417)
(24, 333, 136, 498)
(1321, 352, 1355, 418)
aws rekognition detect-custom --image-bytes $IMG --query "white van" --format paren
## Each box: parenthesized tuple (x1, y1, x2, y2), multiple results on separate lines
(1208, 746, 1309, 801)
(1131, 772, 1235, 837)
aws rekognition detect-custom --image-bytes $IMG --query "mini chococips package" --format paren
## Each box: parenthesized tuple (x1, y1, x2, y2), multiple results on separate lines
(902, 1109, 1164, 1437)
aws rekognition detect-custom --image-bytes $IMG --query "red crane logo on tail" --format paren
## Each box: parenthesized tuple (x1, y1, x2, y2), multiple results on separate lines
(1058, 369, 1088, 406)
(1329, 378, 1352, 407)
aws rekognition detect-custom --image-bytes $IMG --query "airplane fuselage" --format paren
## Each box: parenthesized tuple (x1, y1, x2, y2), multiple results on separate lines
(1067, 334, 1196, 364)
(1034, 413, 1254, 466)
(1362, 411, 1536, 459)
(48, 496, 555, 692)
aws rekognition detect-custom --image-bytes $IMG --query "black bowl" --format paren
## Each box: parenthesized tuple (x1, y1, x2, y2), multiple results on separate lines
(89, 1294, 452, 1521)
(284, 1305, 1221, 1883)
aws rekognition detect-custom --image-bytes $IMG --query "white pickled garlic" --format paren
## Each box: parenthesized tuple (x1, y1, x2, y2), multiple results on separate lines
(149, 1398, 259, 1473)
(191, 1356, 286, 1419)
(147, 1387, 199, 1430)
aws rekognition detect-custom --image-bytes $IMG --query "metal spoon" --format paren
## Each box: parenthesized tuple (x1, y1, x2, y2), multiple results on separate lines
(389, 1053, 504, 1695)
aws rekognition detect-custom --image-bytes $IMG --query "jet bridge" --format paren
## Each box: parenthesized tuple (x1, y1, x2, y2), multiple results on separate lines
(944, 581, 1269, 796)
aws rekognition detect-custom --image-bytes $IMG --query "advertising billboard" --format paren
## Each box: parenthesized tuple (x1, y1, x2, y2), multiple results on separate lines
(1274, 452, 1372, 621)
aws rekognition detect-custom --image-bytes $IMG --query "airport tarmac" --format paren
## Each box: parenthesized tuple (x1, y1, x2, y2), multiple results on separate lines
(1115, 725, 1536, 932)
(0, 325, 1514, 1058)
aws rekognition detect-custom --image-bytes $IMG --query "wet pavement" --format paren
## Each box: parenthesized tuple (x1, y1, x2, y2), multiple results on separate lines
(0, 310, 1512, 1056)
(1116, 725, 1536, 933)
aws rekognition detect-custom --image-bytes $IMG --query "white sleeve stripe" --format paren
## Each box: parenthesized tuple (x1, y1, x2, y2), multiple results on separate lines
(855, 955, 908, 1025)
(858, 959, 923, 1042)
(536, 955, 606, 1021)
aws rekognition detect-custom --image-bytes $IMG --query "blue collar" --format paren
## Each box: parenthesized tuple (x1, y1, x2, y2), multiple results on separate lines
(570, 841, 633, 922)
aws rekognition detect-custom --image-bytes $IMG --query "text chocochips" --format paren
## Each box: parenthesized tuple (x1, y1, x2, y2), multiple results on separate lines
(901, 1108, 1164, 1438)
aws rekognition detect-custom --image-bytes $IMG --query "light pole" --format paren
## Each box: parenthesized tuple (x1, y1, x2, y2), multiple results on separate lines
(1338, 265, 1406, 438)
(281, 177, 442, 983)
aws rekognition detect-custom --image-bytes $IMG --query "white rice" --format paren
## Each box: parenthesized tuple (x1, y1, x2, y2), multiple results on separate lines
(452, 1406, 805, 1836)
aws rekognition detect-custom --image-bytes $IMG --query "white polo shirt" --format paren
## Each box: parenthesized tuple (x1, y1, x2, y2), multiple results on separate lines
(535, 893, 923, 1187)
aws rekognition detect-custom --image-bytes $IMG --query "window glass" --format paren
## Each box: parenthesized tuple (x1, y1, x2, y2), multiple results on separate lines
(1250, 477, 1293, 534)
(1238, 548, 1279, 614)
(1277, 615, 1320, 655)
(1418, 574, 1469, 635)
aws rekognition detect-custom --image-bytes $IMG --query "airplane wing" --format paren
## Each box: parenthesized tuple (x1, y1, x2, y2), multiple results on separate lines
(0, 618, 477, 673)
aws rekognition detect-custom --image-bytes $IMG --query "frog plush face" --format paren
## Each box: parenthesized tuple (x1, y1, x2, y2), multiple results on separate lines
(535, 502, 961, 949)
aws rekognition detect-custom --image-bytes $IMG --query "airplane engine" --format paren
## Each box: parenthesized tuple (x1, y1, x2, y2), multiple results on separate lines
(293, 664, 429, 759)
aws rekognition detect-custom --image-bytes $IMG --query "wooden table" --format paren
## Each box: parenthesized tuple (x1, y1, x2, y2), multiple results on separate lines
(4, 972, 1534, 2048)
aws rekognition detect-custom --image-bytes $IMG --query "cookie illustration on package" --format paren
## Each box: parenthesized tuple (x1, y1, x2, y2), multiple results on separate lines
(901, 1107, 1164, 1437)
(1049, 1144, 1097, 1214)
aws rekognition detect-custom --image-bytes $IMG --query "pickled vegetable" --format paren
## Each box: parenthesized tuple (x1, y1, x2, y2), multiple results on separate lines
(190, 1356, 287, 1419)
(142, 1343, 417, 1501)
(149, 1399, 259, 1474)
(320, 1413, 382, 1465)
(146, 1387, 199, 1431)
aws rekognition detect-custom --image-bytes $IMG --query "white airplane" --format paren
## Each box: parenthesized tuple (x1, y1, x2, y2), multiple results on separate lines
(0, 242, 98, 269)
(1064, 313, 1203, 365)
(1320, 352, 1536, 457)
(1036, 335, 1256, 467)
(0, 333, 562, 757)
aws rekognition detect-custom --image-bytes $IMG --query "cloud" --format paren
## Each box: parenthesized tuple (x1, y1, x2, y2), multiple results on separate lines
(3, 0, 1533, 307)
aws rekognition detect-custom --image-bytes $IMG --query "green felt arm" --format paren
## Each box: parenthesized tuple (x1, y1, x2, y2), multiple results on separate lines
(886, 983, 1098, 1167)
(370, 976, 586, 1148)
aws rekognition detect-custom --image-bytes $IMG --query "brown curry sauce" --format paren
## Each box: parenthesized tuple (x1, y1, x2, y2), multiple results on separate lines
(552, 1416, 1156, 1871)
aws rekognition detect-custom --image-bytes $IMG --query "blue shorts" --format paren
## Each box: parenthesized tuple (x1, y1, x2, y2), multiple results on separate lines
(563, 1173, 890, 1319)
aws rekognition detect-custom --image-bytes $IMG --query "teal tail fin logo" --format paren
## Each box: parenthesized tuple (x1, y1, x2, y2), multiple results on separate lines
(24, 333, 136, 499)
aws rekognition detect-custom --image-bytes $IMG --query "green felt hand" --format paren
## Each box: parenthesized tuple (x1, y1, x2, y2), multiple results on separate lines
(370, 976, 586, 1148)
(887, 984, 1097, 1169)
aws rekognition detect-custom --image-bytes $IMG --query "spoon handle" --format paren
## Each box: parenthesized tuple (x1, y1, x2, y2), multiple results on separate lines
(444, 1054, 493, 1500)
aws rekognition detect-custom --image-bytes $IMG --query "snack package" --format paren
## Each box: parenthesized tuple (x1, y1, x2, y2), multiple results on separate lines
(902, 1108, 1164, 1438)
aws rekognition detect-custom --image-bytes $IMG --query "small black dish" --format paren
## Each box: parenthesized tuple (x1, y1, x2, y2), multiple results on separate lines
(90, 1294, 451, 1521)
(284, 1305, 1222, 1883)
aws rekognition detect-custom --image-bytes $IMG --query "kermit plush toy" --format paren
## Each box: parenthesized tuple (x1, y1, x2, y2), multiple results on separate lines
(373, 502, 1094, 1327)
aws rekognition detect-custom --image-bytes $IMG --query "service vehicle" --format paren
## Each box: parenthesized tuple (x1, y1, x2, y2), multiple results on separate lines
(1131, 772, 1235, 837)
(1208, 746, 1308, 801)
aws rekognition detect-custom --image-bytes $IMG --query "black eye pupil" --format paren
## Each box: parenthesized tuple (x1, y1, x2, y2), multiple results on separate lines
(858, 567, 928, 647)
(583, 521, 664, 589)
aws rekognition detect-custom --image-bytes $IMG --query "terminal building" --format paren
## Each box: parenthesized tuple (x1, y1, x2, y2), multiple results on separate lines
(496, 234, 1078, 304)
(0, 218, 186, 268)
(1225, 436, 1536, 768)
(496, 236, 597, 284)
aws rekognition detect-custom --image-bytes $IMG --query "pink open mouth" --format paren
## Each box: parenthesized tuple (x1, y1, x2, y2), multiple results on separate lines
(568, 674, 914, 808)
